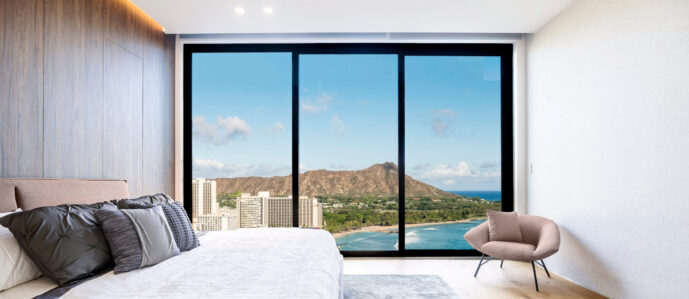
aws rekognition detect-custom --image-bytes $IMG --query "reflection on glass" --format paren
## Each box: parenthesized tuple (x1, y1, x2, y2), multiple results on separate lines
(405, 56, 502, 249)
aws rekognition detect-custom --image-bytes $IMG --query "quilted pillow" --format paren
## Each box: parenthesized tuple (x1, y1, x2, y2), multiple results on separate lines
(112, 193, 173, 209)
(0, 202, 117, 286)
(94, 207, 180, 274)
(127, 201, 199, 252)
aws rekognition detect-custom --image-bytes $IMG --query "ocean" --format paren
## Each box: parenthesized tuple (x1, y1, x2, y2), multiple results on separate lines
(335, 190, 500, 251)
(449, 190, 501, 202)
(336, 219, 486, 251)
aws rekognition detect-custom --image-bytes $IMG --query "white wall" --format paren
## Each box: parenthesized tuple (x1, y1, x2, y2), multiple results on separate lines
(526, 0, 689, 298)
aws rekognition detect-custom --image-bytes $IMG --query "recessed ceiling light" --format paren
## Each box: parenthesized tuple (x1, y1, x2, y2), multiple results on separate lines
(264, 7, 273, 14)
(235, 7, 245, 14)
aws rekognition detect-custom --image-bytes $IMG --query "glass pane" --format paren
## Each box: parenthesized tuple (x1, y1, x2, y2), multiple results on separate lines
(191, 53, 292, 231)
(405, 56, 502, 249)
(299, 54, 398, 251)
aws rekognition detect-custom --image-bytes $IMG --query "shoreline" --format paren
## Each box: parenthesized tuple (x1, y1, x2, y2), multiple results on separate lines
(331, 217, 485, 239)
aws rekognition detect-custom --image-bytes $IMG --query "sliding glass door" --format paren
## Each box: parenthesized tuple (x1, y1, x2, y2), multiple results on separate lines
(184, 44, 512, 256)
(299, 54, 398, 251)
(404, 56, 502, 250)
(190, 53, 292, 231)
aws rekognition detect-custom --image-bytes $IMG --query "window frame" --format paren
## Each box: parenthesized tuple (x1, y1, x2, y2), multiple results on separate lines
(183, 43, 514, 257)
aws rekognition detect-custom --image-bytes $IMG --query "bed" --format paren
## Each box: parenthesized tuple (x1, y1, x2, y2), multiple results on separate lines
(0, 179, 344, 299)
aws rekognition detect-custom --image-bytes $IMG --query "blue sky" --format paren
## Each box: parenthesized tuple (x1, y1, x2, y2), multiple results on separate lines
(192, 53, 501, 191)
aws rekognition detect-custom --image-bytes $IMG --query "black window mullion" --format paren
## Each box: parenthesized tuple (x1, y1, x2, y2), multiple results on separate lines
(292, 52, 300, 227)
(397, 54, 406, 253)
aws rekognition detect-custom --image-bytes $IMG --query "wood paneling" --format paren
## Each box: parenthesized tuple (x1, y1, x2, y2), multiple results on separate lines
(43, 0, 105, 179)
(0, 0, 43, 178)
(103, 40, 144, 196)
(142, 27, 175, 196)
(105, 0, 147, 58)
(1, 0, 175, 197)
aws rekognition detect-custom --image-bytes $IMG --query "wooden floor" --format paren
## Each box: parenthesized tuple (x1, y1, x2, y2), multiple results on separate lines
(343, 258, 606, 299)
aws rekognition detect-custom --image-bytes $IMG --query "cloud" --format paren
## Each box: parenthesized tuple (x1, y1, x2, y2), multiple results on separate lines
(424, 162, 473, 178)
(193, 158, 291, 178)
(412, 163, 431, 171)
(442, 179, 455, 186)
(480, 162, 498, 169)
(299, 163, 310, 172)
(193, 159, 225, 170)
(271, 122, 285, 134)
(301, 93, 332, 113)
(416, 161, 502, 180)
(431, 109, 458, 136)
(330, 114, 345, 135)
(193, 116, 250, 145)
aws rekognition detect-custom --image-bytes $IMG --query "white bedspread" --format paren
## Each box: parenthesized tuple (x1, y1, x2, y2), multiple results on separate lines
(63, 228, 343, 299)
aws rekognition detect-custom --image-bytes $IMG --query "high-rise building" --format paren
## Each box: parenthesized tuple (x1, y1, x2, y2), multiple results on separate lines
(299, 197, 323, 228)
(192, 178, 217, 220)
(264, 196, 292, 227)
(234, 192, 323, 229)
(238, 194, 264, 228)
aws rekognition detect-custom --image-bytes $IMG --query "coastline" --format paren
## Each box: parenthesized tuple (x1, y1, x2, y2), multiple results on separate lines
(331, 217, 485, 239)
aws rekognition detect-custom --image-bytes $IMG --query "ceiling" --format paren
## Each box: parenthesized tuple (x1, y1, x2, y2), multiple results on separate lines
(132, 0, 574, 35)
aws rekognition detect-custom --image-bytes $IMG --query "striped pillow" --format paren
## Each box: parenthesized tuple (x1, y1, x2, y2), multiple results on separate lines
(95, 207, 179, 274)
(127, 202, 199, 252)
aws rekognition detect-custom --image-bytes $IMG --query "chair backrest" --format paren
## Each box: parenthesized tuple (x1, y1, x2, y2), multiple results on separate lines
(518, 214, 555, 246)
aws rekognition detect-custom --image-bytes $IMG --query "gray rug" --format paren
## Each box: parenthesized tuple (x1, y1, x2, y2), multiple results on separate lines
(343, 275, 459, 299)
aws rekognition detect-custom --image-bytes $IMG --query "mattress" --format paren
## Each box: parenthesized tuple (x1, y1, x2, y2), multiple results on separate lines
(65, 228, 343, 299)
(1, 228, 343, 299)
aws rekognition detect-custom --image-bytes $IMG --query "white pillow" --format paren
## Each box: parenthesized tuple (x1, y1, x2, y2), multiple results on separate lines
(0, 209, 42, 291)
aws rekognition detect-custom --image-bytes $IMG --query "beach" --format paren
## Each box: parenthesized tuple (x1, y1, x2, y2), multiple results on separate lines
(331, 217, 485, 239)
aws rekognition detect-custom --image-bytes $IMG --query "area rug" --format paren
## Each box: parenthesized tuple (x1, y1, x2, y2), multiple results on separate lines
(343, 275, 459, 299)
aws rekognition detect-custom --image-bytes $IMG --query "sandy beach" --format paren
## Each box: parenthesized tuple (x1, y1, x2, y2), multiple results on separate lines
(331, 217, 485, 239)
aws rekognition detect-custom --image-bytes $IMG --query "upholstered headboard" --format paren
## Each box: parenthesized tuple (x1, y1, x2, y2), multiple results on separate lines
(0, 179, 129, 212)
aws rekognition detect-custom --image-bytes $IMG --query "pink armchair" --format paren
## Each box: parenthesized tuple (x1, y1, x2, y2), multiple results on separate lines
(464, 214, 560, 291)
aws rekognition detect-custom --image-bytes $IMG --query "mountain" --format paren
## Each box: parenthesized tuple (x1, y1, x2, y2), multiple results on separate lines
(213, 162, 460, 198)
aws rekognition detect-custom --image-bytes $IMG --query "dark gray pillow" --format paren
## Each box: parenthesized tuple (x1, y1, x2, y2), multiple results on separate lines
(128, 202, 199, 252)
(112, 193, 173, 209)
(0, 202, 117, 286)
(94, 206, 180, 274)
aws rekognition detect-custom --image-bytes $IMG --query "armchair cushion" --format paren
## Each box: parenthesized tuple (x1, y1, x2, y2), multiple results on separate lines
(481, 241, 536, 262)
(486, 210, 523, 242)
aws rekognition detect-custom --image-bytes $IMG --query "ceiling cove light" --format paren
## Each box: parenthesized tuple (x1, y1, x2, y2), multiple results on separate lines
(235, 7, 245, 14)
(263, 7, 273, 14)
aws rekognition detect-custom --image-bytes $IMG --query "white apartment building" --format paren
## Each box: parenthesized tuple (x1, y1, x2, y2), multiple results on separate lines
(237, 192, 323, 229)
(192, 178, 217, 220)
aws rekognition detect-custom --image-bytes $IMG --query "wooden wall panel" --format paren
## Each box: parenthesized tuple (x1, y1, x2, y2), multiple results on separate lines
(0, 0, 43, 178)
(43, 0, 105, 179)
(105, 0, 147, 58)
(103, 40, 144, 196)
(142, 26, 175, 196)
(2, 0, 174, 197)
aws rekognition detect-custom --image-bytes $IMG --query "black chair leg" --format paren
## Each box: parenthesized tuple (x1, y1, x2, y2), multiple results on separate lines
(500, 259, 504, 268)
(474, 254, 485, 277)
(541, 259, 551, 278)
(531, 261, 539, 292)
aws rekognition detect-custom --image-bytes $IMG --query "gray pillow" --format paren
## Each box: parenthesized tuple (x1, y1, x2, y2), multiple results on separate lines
(95, 206, 180, 274)
(0, 202, 117, 286)
(127, 202, 199, 252)
(112, 193, 173, 209)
